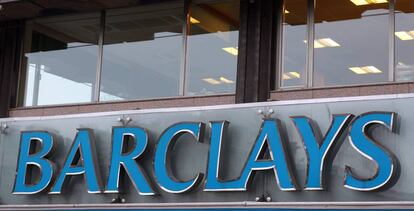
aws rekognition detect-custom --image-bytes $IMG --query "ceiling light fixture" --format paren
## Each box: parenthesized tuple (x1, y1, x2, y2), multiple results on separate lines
(395, 31, 414, 41)
(203, 78, 221, 85)
(314, 38, 341, 48)
(203, 77, 235, 85)
(349, 66, 383, 75)
(304, 38, 341, 49)
(222, 47, 238, 56)
(219, 77, 234, 84)
(282, 72, 301, 80)
(350, 0, 388, 6)
(190, 17, 200, 24)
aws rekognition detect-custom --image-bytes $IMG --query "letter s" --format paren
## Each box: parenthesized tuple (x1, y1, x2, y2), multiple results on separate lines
(344, 112, 400, 191)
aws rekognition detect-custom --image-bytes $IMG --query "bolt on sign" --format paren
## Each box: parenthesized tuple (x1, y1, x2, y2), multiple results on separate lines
(0, 95, 413, 206)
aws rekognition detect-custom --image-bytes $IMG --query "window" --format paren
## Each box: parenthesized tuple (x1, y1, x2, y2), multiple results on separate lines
(281, 0, 308, 87)
(279, 0, 414, 89)
(100, 4, 183, 101)
(20, 0, 240, 107)
(22, 13, 100, 106)
(314, 0, 389, 87)
(395, 0, 414, 82)
(186, 0, 240, 95)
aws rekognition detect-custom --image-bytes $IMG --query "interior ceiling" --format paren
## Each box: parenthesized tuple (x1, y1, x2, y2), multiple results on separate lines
(3, 0, 414, 25)
(0, 0, 175, 22)
(285, 0, 414, 26)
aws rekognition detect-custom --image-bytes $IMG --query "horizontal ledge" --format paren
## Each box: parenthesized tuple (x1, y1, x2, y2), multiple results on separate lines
(2, 93, 414, 122)
(1, 201, 414, 210)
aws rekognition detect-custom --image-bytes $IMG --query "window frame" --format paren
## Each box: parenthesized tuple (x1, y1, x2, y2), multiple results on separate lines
(276, 0, 401, 91)
(17, 0, 242, 108)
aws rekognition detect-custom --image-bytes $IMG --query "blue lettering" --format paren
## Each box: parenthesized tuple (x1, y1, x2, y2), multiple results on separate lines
(14, 131, 55, 194)
(291, 114, 353, 190)
(154, 122, 204, 193)
(50, 129, 102, 194)
(205, 119, 297, 191)
(105, 127, 155, 195)
(344, 112, 399, 191)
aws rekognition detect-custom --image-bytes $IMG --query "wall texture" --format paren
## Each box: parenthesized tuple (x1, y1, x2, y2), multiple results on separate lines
(0, 21, 23, 118)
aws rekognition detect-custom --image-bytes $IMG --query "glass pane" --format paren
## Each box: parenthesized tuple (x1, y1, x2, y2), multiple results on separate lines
(314, 0, 389, 87)
(281, 0, 308, 88)
(186, 0, 239, 96)
(100, 3, 183, 101)
(23, 13, 100, 106)
(395, 0, 414, 82)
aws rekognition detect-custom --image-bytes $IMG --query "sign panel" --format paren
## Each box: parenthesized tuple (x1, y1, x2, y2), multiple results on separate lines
(0, 94, 413, 207)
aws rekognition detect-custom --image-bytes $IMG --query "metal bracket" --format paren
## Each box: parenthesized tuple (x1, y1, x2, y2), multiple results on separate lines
(111, 195, 125, 204)
(117, 117, 132, 126)
(257, 108, 275, 119)
(255, 195, 272, 202)
(0, 123, 8, 134)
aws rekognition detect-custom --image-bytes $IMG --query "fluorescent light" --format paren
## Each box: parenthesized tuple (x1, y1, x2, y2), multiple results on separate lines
(349, 66, 383, 75)
(282, 75, 291, 80)
(304, 38, 341, 48)
(222, 47, 238, 56)
(203, 78, 221, 85)
(283, 72, 301, 80)
(312, 41, 325, 49)
(395, 31, 414, 41)
(315, 38, 341, 48)
(219, 77, 234, 84)
(350, 0, 387, 6)
(190, 17, 200, 24)
(203, 77, 235, 85)
(289, 72, 301, 78)
(397, 62, 411, 69)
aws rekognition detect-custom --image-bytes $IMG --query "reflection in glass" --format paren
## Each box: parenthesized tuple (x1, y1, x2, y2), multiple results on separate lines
(281, 0, 308, 88)
(23, 14, 100, 106)
(314, 0, 389, 87)
(186, 0, 239, 96)
(100, 4, 183, 101)
(395, 0, 414, 82)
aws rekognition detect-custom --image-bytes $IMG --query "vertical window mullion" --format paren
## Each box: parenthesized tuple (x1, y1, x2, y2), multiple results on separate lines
(276, 0, 284, 90)
(32, 61, 41, 106)
(389, 0, 396, 82)
(93, 10, 106, 102)
(180, 0, 190, 96)
(306, 0, 315, 88)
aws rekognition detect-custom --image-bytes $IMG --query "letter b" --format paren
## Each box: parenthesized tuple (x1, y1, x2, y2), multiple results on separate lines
(14, 132, 55, 194)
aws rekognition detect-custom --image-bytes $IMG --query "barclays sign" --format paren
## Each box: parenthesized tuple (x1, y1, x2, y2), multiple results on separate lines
(12, 112, 398, 195)
(0, 94, 412, 206)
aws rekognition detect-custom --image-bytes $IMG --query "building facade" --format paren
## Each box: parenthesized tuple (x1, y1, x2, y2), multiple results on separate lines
(0, 0, 414, 210)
